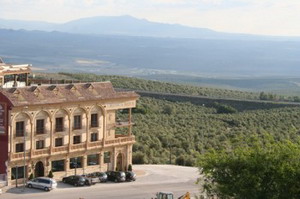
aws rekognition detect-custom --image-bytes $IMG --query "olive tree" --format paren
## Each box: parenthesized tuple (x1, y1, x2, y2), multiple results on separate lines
(198, 136, 300, 199)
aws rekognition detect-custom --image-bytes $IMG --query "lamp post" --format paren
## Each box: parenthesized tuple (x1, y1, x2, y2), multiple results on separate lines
(74, 157, 78, 175)
(23, 131, 26, 191)
(169, 144, 172, 165)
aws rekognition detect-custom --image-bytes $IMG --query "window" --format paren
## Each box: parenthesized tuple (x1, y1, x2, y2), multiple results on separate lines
(36, 119, 44, 134)
(91, 113, 98, 127)
(11, 166, 27, 180)
(70, 157, 83, 169)
(55, 138, 63, 147)
(73, 135, 81, 144)
(36, 140, 44, 149)
(52, 160, 65, 172)
(16, 121, 24, 137)
(15, 143, 24, 152)
(73, 115, 81, 129)
(104, 151, 111, 163)
(87, 154, 99, 166)
(55, 117, 64, 132)
(90, 133, 98, 142)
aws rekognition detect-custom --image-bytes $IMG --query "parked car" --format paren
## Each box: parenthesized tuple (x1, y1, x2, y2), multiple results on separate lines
(62, 175, 86, 186)
(125, 171, 136, 181)
(27, 177, 57, 191)
(92, 172, 108, 182)
(106, 171, 126, 182)
(82, 173, 99, 184)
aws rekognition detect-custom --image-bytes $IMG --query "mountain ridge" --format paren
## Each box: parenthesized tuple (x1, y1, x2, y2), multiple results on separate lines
(1, 15, 300, 41)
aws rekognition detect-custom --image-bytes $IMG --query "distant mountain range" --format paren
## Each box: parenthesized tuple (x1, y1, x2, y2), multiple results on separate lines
(1, 15, 300, 93)
(1, 15, 300, 41)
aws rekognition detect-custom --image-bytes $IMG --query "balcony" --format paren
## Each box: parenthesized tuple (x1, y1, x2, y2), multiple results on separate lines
(104, 136, 135, 147)
(55, 125, 65, 133)
(88, 140, 103, 148)
(15, 130, 24, 137)
(32, 148, 50, 156)
(35, 128, 46, 135)
(52, 145, 68, 153)
(71, 143, 85, 151)
(90, 121, 99, 128)
(11, 150, 30, 160)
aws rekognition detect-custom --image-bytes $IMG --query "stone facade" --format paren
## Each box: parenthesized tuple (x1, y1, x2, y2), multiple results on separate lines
(0, 82, 138, 186)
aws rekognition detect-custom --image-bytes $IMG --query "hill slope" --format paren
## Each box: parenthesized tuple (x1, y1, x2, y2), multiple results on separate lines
(34, 72, 300, 166)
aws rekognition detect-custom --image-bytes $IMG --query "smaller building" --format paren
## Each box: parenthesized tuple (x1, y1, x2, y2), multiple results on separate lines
(0, 58, 31, 88)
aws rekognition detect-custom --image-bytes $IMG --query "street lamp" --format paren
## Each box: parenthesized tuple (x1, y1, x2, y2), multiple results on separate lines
(72, 157, 78, 175)
(23, 131, 26, 191)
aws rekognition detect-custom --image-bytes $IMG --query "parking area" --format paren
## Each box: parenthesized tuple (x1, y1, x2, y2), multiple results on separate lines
(2, 165, 200, 199)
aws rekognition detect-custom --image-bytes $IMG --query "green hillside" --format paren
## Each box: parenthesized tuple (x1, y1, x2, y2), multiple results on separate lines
(36, 73, 300, 166)
(57, 72, 260, 100)
(130, 97, 300, 165)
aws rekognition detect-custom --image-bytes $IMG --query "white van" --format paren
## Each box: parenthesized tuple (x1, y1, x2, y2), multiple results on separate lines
(27, 177, 57, 191)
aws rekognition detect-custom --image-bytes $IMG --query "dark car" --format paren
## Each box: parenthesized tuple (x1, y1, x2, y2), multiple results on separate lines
(62, 175, 86, 186)
(125, 171, 136, 181)
(106, 171, 126, 182)
(92, 172, 108, 182)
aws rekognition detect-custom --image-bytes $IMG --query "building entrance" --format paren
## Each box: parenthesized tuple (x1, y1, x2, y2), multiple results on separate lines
(116, 154, 123, 171)
(35, 161, 44, 177)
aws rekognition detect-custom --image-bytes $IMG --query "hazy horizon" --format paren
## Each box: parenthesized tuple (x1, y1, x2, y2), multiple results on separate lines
(1, 0, 300, 37)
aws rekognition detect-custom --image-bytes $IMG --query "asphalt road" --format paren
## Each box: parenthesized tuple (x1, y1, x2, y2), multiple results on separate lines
(2, 165, 201, 199)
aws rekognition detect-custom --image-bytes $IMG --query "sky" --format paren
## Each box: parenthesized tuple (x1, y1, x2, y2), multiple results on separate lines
(1, 0, 300, 36)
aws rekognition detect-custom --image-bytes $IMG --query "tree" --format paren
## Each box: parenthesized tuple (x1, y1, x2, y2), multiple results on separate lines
(198, 136, 300, 199)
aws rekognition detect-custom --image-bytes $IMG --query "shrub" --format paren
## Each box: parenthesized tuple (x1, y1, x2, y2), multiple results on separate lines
(28, 173, 34, 180)
(132, 152, 146, 164)
(48, 170, 53, 178)
(128, 164, 132, 171)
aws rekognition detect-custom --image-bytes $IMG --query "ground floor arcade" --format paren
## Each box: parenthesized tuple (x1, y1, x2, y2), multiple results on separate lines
(7, 144, 133, 186)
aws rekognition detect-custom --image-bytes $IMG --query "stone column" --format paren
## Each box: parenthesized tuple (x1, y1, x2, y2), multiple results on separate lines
(113, 147, 116, 171)
(82, 156, 87, 174)
(85, 113, 89, 149)
(128, 108, 132, 136)
(101, 107, 107, 147)
(30, 120, 34, 157)
(99, 151, 103, 171)
(68, 115, 72, 152)
(49, 116, 53, 154)
(9, 119, 13, 160)
(65, 158, 69, 176)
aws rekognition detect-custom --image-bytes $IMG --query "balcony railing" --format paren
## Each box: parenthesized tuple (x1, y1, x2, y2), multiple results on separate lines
(104, 136, 135, 146)
(36, 128, 45, 135)
(11, 151, 30, 159)
(90, 121, 98, 128)
(73, 125, 83, 130)
(32, 148, 49, 156)
(88, 140, 103, 148)
(55, 125, 64, 132)
(52, 145, 68, 153)
(15, 130, 24, 137)
(71, 143, 85, 150)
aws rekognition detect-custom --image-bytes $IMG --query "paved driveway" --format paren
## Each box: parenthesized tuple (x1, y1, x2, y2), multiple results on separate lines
(2, 165, 201, 199)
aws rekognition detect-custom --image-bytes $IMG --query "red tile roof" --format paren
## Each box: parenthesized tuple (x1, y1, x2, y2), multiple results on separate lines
(0, 82, 139, 107)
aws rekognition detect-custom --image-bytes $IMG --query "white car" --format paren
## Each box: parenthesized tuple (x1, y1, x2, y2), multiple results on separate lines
(27, 177, 57, 191)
